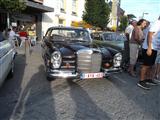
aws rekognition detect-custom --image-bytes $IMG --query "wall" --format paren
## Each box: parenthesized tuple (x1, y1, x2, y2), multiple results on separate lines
(42, 0, 85, 37)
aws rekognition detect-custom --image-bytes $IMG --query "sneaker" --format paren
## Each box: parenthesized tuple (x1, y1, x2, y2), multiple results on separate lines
(154, 79, 160, 83)
(137, 81, 151, 90)
(145, 79, 158, 85)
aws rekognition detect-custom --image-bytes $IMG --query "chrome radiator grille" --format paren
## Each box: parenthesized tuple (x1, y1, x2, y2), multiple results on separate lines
(77, 49, 102, 73)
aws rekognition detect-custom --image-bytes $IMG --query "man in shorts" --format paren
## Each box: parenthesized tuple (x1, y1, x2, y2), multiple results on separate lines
(138, 17, 160, 90)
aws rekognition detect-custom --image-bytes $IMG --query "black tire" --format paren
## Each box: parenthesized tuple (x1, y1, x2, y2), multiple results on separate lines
(8, 61, 14, 78)
(46, 76, 56, 81)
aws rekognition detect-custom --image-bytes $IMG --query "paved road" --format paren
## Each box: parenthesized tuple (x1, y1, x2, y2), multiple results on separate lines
(0, 44, 160, 120)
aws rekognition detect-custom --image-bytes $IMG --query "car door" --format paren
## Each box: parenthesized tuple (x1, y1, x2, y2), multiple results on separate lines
(0, 41, 12, 85)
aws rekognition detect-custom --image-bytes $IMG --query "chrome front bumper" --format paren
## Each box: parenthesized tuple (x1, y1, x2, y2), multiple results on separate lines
(47, 67, 122, 79)
(48, 70, 78, 78)
(104, 67, 122, 75)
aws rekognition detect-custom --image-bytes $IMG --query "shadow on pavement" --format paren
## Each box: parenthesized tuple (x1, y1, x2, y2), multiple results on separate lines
(0, 54, 26, 120)
(9, 65, 57, 120)
(109, 72, 160, 120)
(67, 80, 111, 120)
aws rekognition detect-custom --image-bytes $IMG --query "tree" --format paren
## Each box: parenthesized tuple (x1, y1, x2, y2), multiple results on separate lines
(127, 14, 136, 19)
(119, 15, 128, 31)
(0, 0, 26, 12)
(82, 0, 111, 30)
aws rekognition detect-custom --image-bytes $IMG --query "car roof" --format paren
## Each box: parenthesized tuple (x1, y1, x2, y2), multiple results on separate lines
(48, 26, 87, 31)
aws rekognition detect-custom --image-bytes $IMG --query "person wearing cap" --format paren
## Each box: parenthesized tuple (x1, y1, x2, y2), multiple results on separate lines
(138, 16, 160, 90)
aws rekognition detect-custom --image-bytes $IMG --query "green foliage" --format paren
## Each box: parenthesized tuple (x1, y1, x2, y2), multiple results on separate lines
(83, 0, 111, 30)
(0, 0, 26, 12)
(119, 15, 128, 31)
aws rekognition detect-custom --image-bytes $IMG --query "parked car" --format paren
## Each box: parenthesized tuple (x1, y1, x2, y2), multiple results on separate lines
(91, 32, 126, 51)
(0, 40, 16, 86)
(41, 27, 122, 81)
(91, 31, 143, 70)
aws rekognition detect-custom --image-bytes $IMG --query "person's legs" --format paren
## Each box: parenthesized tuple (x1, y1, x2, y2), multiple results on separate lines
(138, 65, 151, 89)
(138, 49, 158, 89)
(154, 63, 160, 82)
(140, 65, 149, 81)
(156, 64, 160, 79)
(20, 37, 25, 47)
(148, 65, 156, 80)
(25, 40, 31, 56)
(154, 56, 160, 79)
(128, 43, 139, 77)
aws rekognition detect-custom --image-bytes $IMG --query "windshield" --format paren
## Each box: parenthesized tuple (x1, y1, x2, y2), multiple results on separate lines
(50, 28, 91, 42)
(103, 33, 126, 41)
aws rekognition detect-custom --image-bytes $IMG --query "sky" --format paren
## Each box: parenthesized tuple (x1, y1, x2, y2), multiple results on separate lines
(121, 0, 160, 23)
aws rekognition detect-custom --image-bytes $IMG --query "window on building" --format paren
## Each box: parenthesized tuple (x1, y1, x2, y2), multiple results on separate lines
(58, 19, 65, 26)
(60, 0, 65, 13)
(72, 0, 77, 15)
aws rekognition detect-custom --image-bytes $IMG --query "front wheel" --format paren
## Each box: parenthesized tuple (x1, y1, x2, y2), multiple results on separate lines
(46, 75, 56, 81)
(45, 67, 56, 81)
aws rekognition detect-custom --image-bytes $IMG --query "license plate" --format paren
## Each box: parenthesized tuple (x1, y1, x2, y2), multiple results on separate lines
(80, 72, 104, 79)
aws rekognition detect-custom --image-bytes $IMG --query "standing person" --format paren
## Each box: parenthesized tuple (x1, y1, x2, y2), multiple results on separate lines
(154, 50, 160, 81)
(8, 27, 17, 46)
(143, 21, 150, 39)
(128, 19, 147, 77)
(125, 20, 137, 41)
(19, 26, 30, 55)
(124, 20, 137, 69)
(138, 17, 160, 90)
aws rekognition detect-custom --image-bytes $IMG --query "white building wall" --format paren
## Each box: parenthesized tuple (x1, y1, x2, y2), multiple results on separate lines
(42, 0, 85, 36)
(107, 0, 121, 30)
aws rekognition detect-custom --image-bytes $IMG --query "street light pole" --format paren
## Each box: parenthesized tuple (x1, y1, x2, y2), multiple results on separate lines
(142, 12, 148, 18)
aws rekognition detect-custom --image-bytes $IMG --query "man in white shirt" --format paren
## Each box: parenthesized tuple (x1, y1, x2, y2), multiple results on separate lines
(138, 18, 160, 90)
(125, 20, 137, 40)
(8, 27, 17, 47)
(9, 27, 16, 41)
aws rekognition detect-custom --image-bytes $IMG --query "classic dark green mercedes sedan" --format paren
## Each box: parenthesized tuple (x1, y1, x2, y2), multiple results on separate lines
(41, 27, 122, 81)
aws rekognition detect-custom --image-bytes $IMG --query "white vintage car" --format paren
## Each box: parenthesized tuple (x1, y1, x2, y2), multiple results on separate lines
(0, 40, 16, 86)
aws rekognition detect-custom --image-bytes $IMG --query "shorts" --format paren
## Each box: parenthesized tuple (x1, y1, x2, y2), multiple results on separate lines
(142, 49, 157, 66)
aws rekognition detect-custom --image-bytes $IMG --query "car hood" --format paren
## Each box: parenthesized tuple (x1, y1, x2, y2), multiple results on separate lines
(93, 40, 124, 52)
(107, 41, 124, 48)
(52, 42, 116, 60)
(52, 42, 90, 56)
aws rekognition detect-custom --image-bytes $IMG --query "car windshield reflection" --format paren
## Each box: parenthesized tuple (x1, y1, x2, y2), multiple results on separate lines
(103, 33, 126, 41)
(50, 28, 90, 42)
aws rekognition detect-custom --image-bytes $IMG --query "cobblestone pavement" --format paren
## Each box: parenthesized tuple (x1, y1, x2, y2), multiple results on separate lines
(0, 44, 160, 120)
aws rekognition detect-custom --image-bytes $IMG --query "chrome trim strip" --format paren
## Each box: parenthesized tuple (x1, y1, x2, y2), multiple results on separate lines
(104, 67, 122, 75)
(49, 70, 78, 78)
(0, 49, 14, 65)
(63, 60, 75, 63)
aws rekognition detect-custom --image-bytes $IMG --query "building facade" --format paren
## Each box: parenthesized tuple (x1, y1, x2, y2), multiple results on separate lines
(42, 0, 85, 36)
(0, 0, 54, 40)
(107, 0, 124, 31)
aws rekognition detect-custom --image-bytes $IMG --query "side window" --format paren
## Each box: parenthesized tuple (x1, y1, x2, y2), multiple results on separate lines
(91, 33, 100, 40)
(104, 34, 112, 41)
(0, 32, 3, 42)
(0, 32, 5, 42)
(44, 29, 52, 42)
(45, 29, 51, 37)
(100, 35, 103, 41)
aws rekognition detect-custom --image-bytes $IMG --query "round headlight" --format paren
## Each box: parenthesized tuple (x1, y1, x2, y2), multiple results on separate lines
(51, 51, 62, 68)
(113, 53, 122, 67)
